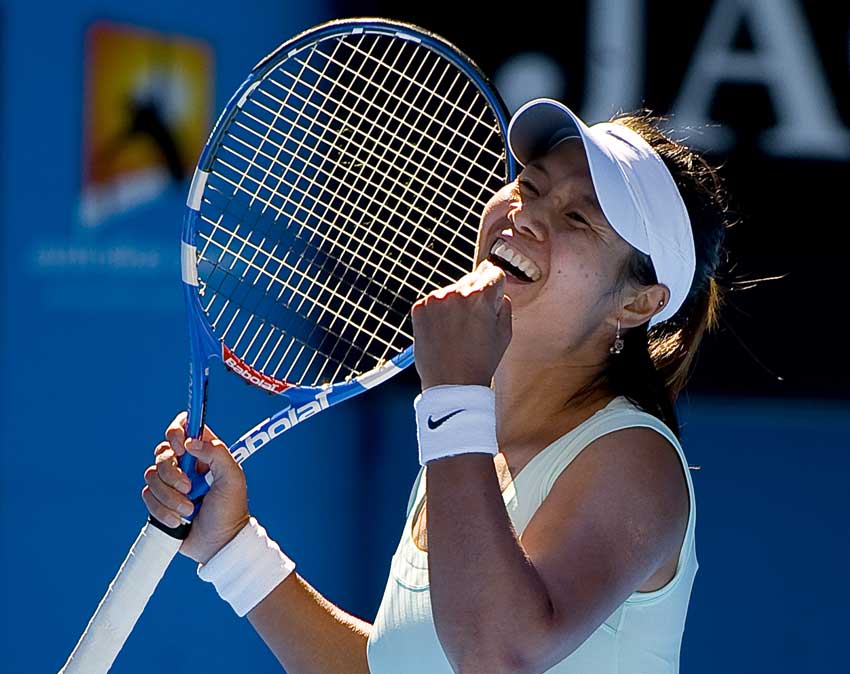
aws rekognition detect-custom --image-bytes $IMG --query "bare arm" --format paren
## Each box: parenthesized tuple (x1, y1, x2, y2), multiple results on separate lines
(246, 573, 372, 674)
(426, 428, 688, 674)
(425, 453, 552, 674)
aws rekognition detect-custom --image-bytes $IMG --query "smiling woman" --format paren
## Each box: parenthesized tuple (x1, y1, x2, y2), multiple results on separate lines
(366, 99, 731, 674)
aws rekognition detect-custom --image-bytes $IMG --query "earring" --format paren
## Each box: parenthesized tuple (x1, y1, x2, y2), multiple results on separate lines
(609, 318, 624, 355)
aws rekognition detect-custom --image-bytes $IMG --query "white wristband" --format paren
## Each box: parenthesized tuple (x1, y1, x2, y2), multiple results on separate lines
(197, 517, 296, 617)
(414, 384, 498, 465)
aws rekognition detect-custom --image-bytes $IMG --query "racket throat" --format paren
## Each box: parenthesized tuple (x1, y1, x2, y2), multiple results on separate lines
(222, 344, 291, 394)
(230, 390, 331, 463)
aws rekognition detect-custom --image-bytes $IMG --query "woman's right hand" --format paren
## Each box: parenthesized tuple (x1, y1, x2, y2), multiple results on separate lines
(142, 412, 250, 564)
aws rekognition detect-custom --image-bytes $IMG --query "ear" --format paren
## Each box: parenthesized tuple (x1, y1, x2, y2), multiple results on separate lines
(619, 283, 671, 329)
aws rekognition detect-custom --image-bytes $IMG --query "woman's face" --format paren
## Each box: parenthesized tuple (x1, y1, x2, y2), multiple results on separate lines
(476, 139, 635, 360)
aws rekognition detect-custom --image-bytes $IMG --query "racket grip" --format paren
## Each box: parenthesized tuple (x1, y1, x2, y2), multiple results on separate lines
(179, 450, 212, 503)
(59, 521, 182, 674)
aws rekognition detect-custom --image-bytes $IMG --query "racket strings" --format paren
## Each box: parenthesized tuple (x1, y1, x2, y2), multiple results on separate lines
(203, 120, 485, 380)
(198, 193, 415, 383)
(205, 122, 492, 377)
(205, 71, 465, 356)
(319, 46, 502, 374)
(220, 34, 392, 379)
(304, 35, 505, 161)
(272, 36, 440, 383)
(247, 33, 492, 252)
(226, 72, 485, 274)
(199, 173, 419, 382)
(198, 212, 409, 338)
(261, 56, 499, 211)
(201, 39, 465, 315)
(230, 100, 484, 249)
(247, 43, 493, 234)
(195, 31, 508, 387)
(203, 103, 477, 349)
(209, 149, 466, 295)
(197, 35, 354, 273)
(292, 35, 501, 165)
(199, 199, 410, 340)
(206, 46, 490, 302)
(199, 166, 424, 334)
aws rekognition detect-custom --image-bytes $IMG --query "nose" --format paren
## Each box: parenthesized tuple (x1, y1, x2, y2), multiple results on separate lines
(507, 201, 546, 242)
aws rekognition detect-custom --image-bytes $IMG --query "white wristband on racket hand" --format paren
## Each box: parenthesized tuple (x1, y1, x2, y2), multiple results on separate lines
(197, 517, 295, 617)
(415, 385, 498, 465)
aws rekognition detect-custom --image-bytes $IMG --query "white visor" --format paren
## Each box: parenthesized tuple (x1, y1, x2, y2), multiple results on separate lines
(508, 98, 696, 327)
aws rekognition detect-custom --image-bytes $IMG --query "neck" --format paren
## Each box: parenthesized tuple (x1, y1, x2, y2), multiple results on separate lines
(493, 341, 613, 457)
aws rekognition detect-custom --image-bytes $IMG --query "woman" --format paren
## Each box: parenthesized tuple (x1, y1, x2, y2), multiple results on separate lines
(143, 98, 728, 674)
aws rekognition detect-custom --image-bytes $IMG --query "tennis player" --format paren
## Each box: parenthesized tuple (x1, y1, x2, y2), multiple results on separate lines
(143, 98, 728, 674)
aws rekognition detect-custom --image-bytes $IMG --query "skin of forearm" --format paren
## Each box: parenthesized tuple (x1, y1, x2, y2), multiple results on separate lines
(247, 572, 372, 674)
(426, 454, 556, 674)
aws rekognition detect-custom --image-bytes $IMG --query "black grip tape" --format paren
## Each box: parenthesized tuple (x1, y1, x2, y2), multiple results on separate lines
(148, 514, 192, 540)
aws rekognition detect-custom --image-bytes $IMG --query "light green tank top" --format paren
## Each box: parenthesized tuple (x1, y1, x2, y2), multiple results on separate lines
(366, 396, 698, 674)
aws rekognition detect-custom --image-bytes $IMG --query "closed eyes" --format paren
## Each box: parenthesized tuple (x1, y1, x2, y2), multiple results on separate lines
(516, 178, 594, 231)
(518, 178, 539, 196)
(566, 211, 590, 228)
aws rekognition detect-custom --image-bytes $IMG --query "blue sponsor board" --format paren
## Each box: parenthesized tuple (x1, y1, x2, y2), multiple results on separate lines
(1, 2, 333, 672)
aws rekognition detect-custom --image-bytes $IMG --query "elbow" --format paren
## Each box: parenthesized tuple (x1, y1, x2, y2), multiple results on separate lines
(443, 629, 557, 674)
(436, 599, 560, 674)
(450, 647, 543, 674)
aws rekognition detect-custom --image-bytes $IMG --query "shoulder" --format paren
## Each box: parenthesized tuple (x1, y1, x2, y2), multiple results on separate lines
(569, 424, 688, 524)
(542, 396, 687, 506)
(567, 396, 686, 503)
(522, 413, 689, 585)
(518, 414, 690, 644)
(567, 399, 688, 517)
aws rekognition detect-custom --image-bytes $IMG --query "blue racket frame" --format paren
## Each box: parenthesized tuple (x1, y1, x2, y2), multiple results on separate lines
(177, 18, 515, 505)
(60, 20, 516, 673)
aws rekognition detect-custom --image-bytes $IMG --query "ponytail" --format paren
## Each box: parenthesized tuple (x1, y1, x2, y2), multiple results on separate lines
(572, 112, 731, 439)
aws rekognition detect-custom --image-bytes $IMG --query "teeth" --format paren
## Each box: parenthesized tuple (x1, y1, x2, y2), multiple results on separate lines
(489, 240, 542, 282)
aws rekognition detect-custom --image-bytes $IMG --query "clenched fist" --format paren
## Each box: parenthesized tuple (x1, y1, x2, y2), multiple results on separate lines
(411, 260, 512, 391)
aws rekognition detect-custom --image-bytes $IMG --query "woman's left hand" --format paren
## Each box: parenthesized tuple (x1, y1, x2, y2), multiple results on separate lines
(411, 260, 513, 391)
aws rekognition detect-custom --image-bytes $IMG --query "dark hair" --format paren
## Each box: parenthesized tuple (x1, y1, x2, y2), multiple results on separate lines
(579, 111, 731, 439)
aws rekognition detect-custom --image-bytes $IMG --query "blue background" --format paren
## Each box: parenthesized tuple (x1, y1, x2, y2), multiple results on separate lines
(0, 1, 847, 673)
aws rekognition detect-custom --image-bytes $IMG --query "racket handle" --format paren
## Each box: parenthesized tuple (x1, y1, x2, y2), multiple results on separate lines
(59, 521, 183, 673)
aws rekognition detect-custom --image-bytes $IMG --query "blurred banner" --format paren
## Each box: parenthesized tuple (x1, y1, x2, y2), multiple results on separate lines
(30, 21, 214, 315)
(349, 0, 850, 400)
(80, 21, 212, 229)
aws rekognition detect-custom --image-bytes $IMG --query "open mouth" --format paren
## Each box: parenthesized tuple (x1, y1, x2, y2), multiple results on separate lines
(487, 240, 541, 283)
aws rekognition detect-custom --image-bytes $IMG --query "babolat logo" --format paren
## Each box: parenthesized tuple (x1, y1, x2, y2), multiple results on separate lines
(222, 344, 288, 394)
(230, 390, 330, 464)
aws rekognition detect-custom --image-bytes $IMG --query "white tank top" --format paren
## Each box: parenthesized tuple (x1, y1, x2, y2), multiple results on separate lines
(367, 396, 698, 674)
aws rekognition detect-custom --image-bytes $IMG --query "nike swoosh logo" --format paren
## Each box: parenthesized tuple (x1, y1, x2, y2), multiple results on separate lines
(427, 409, 465, 430)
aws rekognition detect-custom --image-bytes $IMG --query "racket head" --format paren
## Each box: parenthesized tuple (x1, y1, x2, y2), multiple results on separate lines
(180, 18, 516, 480)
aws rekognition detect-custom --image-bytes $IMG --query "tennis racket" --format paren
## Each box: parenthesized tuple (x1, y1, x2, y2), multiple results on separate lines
(60, 17, 514, 673)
